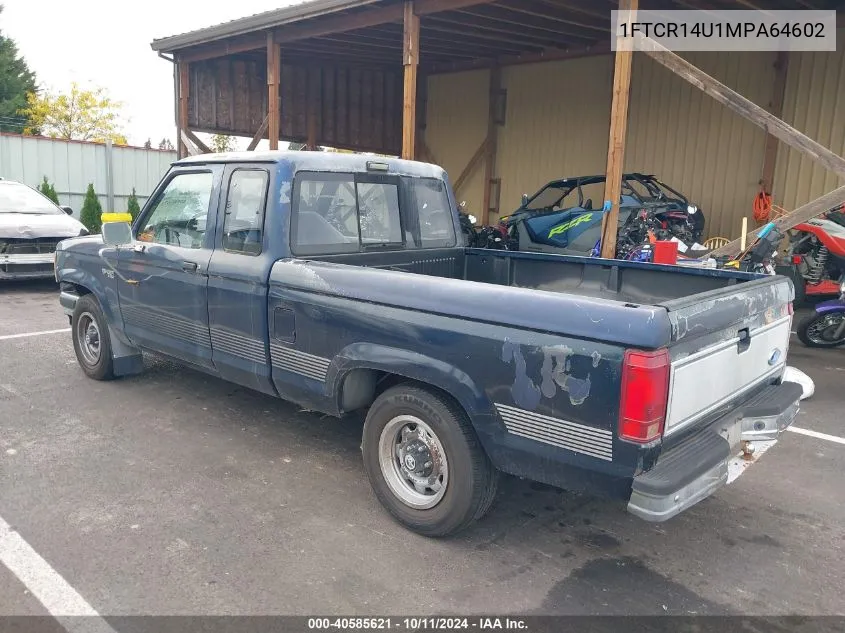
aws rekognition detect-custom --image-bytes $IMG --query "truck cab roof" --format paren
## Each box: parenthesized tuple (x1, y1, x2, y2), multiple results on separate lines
(174, 151, 446, 179)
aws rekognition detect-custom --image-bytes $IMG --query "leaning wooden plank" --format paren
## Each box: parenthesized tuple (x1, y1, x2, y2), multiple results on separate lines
(709, 184, 845, 257)
(183, 129, 211, 154)
(247, 115, 270, 151)
(452, 137, 489, 195)
(179, 130, 200, 156)
(634, 34, 845, 179)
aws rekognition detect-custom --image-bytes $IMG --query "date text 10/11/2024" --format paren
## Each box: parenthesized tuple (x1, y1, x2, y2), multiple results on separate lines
(307, 617, 529, 630)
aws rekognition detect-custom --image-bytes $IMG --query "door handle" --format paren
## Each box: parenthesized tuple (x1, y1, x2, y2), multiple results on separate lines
(182, 261, 199, 273)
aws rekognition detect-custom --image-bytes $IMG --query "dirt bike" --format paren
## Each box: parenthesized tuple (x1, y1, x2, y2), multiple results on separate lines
(787, 207, 845, 302)
(797, 273, 845, 348)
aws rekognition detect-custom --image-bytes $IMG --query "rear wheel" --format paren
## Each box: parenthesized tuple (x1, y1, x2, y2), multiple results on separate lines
(72, 294, 115, 380)
(361, 384, 498, 537)
(797, 312, 845, 348)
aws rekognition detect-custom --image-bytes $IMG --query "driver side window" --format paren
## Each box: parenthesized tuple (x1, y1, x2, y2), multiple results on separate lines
(137, 172, 214, 249)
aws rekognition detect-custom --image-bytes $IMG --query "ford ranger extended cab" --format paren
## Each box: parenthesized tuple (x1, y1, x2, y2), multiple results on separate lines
(55, 152, 800, 536)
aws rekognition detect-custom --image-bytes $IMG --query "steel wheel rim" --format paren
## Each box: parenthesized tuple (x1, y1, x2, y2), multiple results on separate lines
(76, 312, 101, 366)
(378, 415, 449, 510)
(807, 314, 845, 345)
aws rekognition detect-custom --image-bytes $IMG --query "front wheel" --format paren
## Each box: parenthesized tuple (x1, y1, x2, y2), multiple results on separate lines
(361, 384, 498, 537)
(71, 294, 116, 380)
(797, 311, 845, 348)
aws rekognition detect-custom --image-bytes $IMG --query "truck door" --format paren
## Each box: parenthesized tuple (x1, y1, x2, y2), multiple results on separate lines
(116, 166, 222, 369)
(206, 164, 276, 395)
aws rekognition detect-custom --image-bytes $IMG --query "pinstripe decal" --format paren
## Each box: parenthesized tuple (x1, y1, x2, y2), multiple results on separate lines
(495, 403, 613, 462)
(121, 305, 211, 348)
(269, 342, 330, 382)
(210, 328, 267, 364)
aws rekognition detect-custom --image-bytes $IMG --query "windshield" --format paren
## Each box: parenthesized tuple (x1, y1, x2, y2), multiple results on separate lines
(525, 184, 572, 210)
(0, 182, 62, 215)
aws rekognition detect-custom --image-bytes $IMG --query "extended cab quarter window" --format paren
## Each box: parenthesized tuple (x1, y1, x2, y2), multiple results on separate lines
(292, 173, 360, 256)
(137, 172, 213, 249)
(223, 169, 269, 255)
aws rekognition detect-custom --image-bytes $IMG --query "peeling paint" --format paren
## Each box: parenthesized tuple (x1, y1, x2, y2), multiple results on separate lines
(540, 345, 592, 406)
(501, 340, 542, 410)
(279, 180, 292, 204)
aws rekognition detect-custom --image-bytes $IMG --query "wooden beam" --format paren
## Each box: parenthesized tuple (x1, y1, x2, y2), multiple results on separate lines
(760, 50, 789, 194)
(183, 128, 211, 154)
(600, 0, 637, 259)
(179, 130, 200, 156)
(709, 184, 845, 258)
(453, 137, 489, 194)
(178, 34, 266, 64)
(481, 66, 501, 225)
(272, 0, 490, 45)
(267, 32, 280, 151)
(401, 1, 420, 160)
(247, 114, 270, 151)
(177, 62, 190, 159)
(428, 42, 608, 73)
(635, 33, 845, 179)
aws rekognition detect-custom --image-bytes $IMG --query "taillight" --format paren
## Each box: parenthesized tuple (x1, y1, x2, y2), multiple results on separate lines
(619, 349, 670, 443)
(792, 255, 802, 264)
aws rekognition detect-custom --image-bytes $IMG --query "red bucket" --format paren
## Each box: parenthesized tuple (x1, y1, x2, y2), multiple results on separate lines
(653, 240, 679, 265)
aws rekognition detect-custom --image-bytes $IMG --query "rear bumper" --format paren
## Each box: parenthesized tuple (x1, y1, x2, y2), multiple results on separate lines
(627, 380, 801, 522)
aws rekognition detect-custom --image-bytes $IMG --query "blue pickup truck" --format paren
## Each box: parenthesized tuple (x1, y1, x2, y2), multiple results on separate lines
(55, 152, 800, 536)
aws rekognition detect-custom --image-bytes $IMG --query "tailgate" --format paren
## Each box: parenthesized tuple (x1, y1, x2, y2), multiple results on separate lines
(660, 276, 794, 438)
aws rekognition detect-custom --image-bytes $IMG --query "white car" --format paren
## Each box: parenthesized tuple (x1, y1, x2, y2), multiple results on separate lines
(0, 179, 88, 280)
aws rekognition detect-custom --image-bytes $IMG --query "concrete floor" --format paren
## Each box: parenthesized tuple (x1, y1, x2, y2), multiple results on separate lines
(1, 280, 844, 618)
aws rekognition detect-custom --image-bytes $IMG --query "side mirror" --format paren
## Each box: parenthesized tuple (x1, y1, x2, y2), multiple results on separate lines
(61, 206, 73, 215)
(102, 221, 133, 246)
(521, 193, 529, 207)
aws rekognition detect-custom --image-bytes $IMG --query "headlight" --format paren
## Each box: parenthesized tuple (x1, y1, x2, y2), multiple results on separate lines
(468, 215, 477, 225)
(687, 204, 698, 214)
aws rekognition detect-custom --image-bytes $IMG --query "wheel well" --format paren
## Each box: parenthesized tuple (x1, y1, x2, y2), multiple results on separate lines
(61, 281, 92, 296)
(339, 369, 471, 420)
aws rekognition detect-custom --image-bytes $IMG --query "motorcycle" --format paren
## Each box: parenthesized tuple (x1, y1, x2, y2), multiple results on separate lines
(786, 206, 845, 301)
(797, 274, 845, 348)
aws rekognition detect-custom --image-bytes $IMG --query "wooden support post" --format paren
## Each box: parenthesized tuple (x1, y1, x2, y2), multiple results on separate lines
(179, 130, 200, 157)
(402, 1, 420, 160)
(177, 61, 190, 159)
(267, 32, 281, 151)
(600, 0, 637, 259)
(306, 70, 319, 150)
(760, 50, 789, 195)
(481, 65, 501, 226)
(635, 34, 845, 179)
(247, 115, 270, 151)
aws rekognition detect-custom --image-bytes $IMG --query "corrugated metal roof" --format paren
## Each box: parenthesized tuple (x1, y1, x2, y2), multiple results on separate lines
(150, 0, 383, 53)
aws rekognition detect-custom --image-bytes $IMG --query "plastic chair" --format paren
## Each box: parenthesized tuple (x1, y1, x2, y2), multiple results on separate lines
(703, 236, 730, 249)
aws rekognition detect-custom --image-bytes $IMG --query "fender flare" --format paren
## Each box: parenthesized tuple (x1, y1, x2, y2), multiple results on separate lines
(327, 343, 500, 442)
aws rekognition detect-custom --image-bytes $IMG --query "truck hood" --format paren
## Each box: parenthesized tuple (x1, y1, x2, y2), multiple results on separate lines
(0, 212, 87, 239)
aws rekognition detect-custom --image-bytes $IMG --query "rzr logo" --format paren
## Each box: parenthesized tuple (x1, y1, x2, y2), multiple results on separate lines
(548, 212, 595, 239)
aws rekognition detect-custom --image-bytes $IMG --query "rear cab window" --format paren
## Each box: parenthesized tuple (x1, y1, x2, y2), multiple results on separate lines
(291, 171, 456, 256)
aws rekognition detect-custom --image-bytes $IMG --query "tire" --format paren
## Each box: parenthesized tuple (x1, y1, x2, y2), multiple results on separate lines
(797, 311, 845, 348)
(71, 294, 116, 380)
(361, 384, 498, 537)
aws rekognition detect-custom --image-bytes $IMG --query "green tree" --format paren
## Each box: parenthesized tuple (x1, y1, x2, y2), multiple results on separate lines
(158, 138, 174, 151)
(20, 82, 127, 143)
(209, 134, 236, 153)
(0, 5, 37, 134)
(37, 176, 59, 204)
(127, 187, 141, 221)
(80, 183, 102, 233)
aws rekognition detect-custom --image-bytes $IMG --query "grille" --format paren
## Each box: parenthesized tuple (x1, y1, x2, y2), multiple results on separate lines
(0, 238, 63, 255)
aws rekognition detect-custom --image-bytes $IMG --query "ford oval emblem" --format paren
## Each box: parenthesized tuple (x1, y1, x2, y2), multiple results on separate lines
(768, 348, 782, 366)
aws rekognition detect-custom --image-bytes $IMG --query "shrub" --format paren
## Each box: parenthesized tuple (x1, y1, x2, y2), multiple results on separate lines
(80, 183, 102, 233)
(38, 176, 59, 204)
(127, 187, 141, 221)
